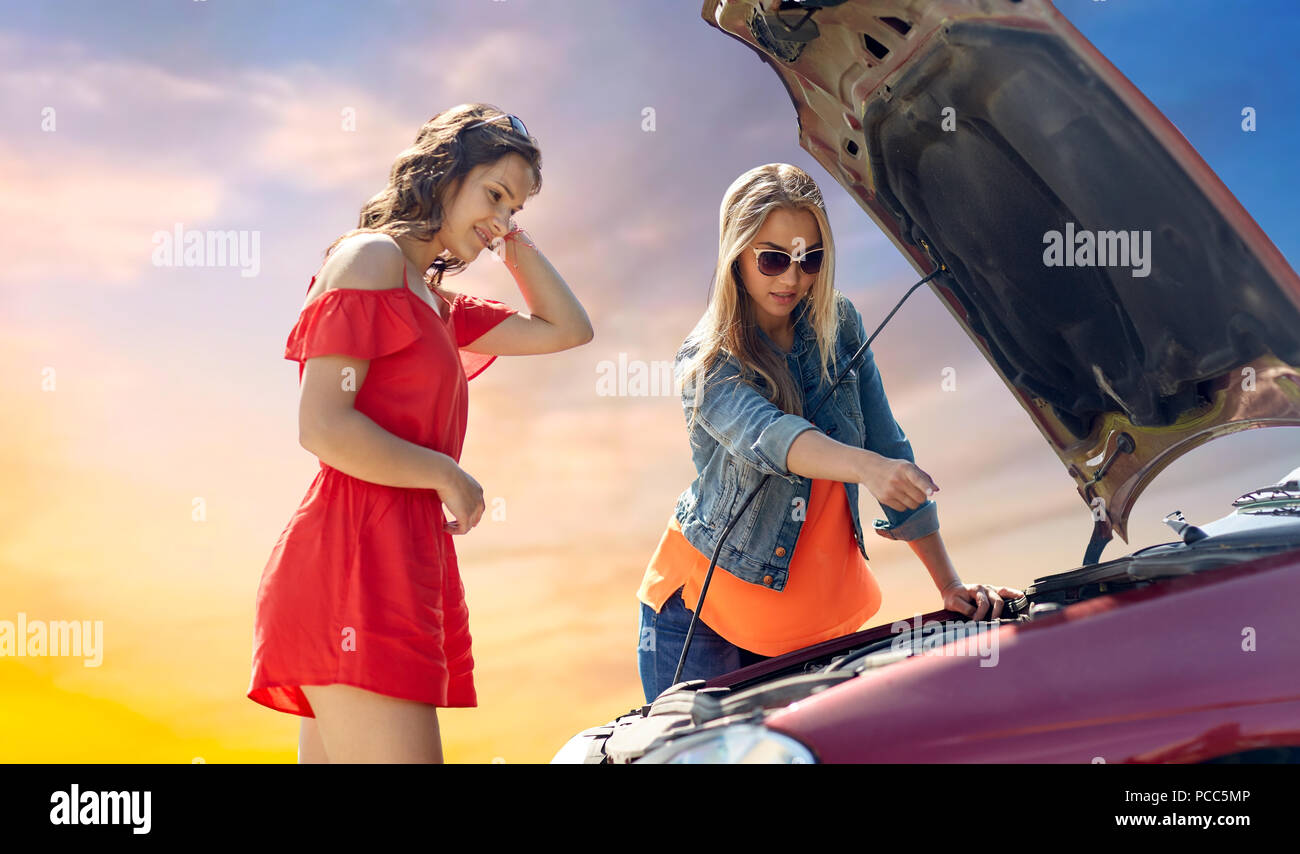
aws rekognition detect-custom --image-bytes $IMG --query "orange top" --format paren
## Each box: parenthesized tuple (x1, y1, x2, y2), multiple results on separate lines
(637, 478, 882, 657)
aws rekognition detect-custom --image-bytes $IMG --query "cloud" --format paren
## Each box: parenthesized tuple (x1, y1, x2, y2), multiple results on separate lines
(0, 28, 421, 203)
(388, 25, 579, 107)
(0, 29, 227, 112)
(0, 140, 225, 286)
(244, 72, 419, 192)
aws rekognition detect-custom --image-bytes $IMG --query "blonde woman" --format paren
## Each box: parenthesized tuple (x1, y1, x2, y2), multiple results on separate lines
(636, 163, 1021, 702)
(249, 105, 593, 762)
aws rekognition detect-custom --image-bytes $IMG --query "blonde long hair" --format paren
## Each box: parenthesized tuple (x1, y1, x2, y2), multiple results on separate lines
(679, 163, 841, 434)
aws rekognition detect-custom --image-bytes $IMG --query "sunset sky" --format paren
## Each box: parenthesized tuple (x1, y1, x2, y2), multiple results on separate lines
(2, 0, 1299, 763)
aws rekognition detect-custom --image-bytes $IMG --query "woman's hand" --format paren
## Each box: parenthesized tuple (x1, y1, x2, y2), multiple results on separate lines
(941, 580, 1026, 620)
(859, 452, 938, 512)
(441, 464, 485, 535)
(486, 221, 534, 269)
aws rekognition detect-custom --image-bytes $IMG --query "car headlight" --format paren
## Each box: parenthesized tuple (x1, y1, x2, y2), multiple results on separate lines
(636, 724, 817, 764)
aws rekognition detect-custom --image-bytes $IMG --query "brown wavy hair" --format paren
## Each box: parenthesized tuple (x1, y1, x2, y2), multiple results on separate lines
(323, 103, 542, 282)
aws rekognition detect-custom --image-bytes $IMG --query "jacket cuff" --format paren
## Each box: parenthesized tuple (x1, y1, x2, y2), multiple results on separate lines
(750, 414, 816, 483)
(872, 499, 939, 541)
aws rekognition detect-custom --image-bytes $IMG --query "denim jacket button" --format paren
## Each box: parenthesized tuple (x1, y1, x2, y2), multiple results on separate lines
(763, 575, 774, 586)
(774, 546, 786, 557)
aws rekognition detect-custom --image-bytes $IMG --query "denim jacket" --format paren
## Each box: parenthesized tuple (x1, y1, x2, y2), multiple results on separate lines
(673, 292, 939, 592)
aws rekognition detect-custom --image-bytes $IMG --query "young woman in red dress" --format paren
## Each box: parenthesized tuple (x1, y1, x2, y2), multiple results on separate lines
(248, 105, 593, 763)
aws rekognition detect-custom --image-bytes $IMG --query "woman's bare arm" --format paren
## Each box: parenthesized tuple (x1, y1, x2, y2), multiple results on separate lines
(298, 356, 460, 491)
(784, 428, 936, 511)
(459, 230, 593, 355)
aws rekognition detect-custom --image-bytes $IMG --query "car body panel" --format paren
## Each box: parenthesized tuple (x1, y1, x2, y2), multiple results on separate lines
(761, 547, 1300, 762)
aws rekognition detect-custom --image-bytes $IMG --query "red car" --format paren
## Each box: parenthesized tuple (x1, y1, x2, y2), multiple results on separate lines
(552, 0, 1300, 763)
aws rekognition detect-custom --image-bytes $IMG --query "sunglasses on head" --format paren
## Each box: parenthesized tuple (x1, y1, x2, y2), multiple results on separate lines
(751, 245, 824, 276)
(463, 113, 530, 138)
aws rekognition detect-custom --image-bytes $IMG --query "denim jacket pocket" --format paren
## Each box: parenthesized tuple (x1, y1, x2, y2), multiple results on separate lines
(836, 367, 863, 420)
(810, 368, 864, 451)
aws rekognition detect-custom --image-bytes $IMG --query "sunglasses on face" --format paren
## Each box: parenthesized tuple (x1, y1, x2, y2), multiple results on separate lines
(751, 246, 824, 276)
(463, 113, 530, 138)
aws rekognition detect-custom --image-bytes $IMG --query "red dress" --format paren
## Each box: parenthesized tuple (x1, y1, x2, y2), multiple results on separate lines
(247, 266, 517, 717)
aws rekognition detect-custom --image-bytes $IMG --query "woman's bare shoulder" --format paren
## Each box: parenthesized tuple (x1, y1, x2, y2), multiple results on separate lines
(305, 234, 405, 306)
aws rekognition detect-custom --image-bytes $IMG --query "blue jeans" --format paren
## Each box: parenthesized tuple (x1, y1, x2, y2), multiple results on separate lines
(637, 587, 770, 704)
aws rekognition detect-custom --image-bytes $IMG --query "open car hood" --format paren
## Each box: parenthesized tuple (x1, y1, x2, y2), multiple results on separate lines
(701, 0, 1300, 550)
